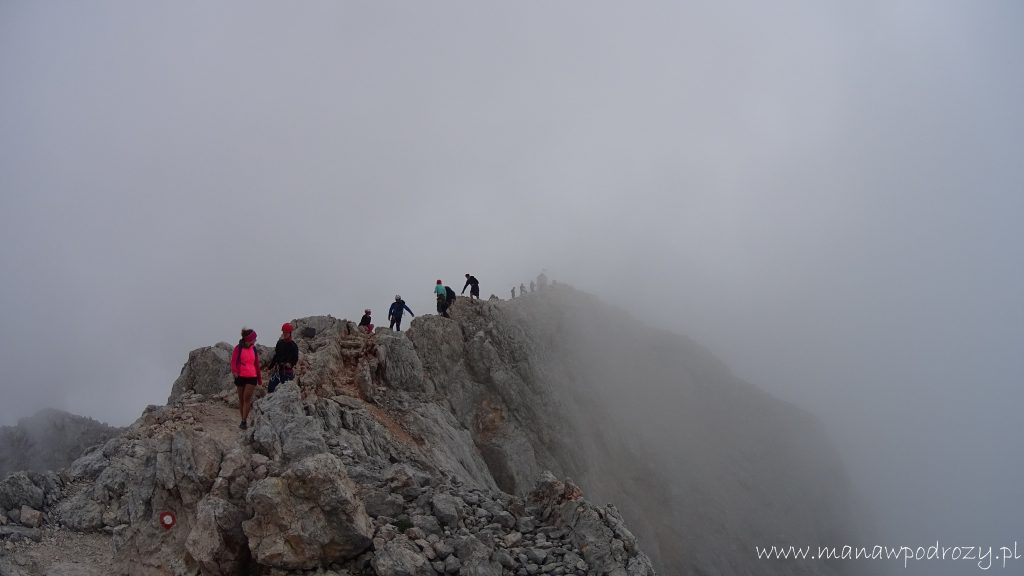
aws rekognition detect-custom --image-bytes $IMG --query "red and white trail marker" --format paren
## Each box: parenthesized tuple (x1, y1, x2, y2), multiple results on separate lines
(159, 511, 176, 530)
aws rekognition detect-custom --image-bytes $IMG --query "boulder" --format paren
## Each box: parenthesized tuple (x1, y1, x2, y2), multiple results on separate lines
(243, 453, 372, 569)
(371, 535, 435, 576)
(248, 383, 327, 464)
(185, 496, 250, 576)
(167, 343, 235, 403)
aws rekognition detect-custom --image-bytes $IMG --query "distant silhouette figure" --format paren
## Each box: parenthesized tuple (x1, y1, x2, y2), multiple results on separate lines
(520, 283, 527, 296)
(463, 274, 481, 300)
(530, 281, 536, 293)
(511, 287, 516, 299)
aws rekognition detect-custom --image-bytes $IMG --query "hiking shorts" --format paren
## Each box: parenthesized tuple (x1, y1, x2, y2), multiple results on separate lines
(235, 376, 258, 387)
(470, 286, 480, 297)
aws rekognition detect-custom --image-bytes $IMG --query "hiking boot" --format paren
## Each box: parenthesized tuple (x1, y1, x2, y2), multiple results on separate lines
(239, 420, 247, 430)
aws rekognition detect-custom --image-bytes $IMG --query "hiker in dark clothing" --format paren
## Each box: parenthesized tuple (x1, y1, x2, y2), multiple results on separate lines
(266, 323, 299, 394)
(462, 274, 480, 300)
(444, 285, 456, 317)
(359, 309, 374, 333)
(389, 295, 414, 331)
(511, 287, 516, 299)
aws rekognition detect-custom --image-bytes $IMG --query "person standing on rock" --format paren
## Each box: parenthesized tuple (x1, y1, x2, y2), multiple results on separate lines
(511, 286, 516, 299)
(444, 285, 457, 317)
(520, 282, 527, 296)
(388, 295, 414, 331)
(266, 323, 299, 394)
(435, 280, 449, 318)
(462, 274, 481, 300)
(230, 328, 262, 430)
(359, 309, 374, 333)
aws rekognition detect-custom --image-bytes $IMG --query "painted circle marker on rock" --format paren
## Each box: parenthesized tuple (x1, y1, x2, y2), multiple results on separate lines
(160, 511, 176, 530)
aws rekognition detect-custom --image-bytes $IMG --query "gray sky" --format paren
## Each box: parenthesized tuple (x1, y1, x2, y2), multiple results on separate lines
(2, 1, 1022, 572)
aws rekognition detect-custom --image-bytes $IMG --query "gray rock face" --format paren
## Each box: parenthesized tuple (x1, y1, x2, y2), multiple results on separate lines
(371, 535, 436, 576)
(243, 453, 372, 569)
(248, 382, 328, 464)
(0, 286, 860, 576)
(167, 343, 235, 403)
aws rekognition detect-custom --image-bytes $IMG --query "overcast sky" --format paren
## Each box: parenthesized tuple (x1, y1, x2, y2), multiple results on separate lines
(2, 1, 1022, 571)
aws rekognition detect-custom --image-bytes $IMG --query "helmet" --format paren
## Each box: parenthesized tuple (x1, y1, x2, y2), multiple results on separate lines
(281, 323, 293, 333)
(395, 295, 402, 301)
(436, 279, 442, 284)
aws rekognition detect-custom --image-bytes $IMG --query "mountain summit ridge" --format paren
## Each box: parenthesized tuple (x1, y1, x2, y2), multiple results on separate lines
(0, 285, 858, 575)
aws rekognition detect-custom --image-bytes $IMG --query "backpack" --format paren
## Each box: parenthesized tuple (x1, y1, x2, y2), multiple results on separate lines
(445, 286, 457, 304)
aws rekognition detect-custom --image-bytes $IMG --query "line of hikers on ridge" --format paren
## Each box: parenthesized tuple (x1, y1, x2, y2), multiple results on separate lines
(229, 273, 489, 430)
(510, 272, 550, 299)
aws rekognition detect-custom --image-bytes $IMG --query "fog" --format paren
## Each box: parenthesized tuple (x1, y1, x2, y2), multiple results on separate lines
(1, 2, 1022, 574)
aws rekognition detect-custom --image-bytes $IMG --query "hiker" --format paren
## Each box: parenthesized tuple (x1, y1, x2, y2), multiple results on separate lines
(530, 281, 536, 293)
(359, 309, 374, 333)
(230, 328, 262, 430)
(511, 287, 516, 299)
(520, 283, 527, 296)
(444, 285, 457, 317)
(389, 295, 414, 331)
(462, 274, 480, 300)
(435, 280, 448, 317)
(266, 322, 298, 394)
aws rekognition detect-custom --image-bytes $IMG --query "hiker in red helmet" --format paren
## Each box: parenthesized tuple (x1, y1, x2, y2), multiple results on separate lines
(230, 328, 262, 429)
(265, 322, 299, 394)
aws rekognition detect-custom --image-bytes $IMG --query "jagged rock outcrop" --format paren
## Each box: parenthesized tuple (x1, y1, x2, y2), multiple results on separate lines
(0, 409, 121, 477)
(0, 287, 861, 575)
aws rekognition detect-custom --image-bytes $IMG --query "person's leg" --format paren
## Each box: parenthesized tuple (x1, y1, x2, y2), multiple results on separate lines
(242, 384, 256, 422)
(268, 372, 279, 394)
(396, 317, 402, 331)
(236, 384, 245, 421)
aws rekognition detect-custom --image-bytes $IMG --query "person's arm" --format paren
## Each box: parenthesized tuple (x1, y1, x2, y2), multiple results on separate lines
(405, 303, 414, 316)
(230, 346, 239, 377)
(462, 279, 469, 294)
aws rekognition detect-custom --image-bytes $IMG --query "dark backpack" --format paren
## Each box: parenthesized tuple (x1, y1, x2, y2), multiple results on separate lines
(445, 286, 457, 304)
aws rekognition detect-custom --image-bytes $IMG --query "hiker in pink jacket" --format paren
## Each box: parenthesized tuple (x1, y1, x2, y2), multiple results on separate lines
(230, 328, 262, 430)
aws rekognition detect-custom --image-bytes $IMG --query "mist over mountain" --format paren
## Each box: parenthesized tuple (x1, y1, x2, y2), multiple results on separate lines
(0, 287, 862, 575)
(0, 409, 121, 477)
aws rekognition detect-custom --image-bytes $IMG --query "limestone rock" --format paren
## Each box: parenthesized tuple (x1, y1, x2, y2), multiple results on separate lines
(243, 453, 372, 569)
(167, 343, 234, 403)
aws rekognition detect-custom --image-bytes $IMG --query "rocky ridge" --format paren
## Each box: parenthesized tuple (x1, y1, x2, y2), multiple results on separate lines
(0, 286, 861, 575)
(1, 297, 658, 575)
